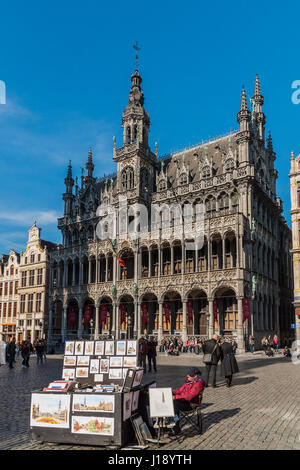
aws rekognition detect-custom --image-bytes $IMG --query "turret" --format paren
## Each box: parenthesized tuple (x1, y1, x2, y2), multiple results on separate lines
(63, 161, 74, 216)
(237, 88, 251, 165)
(252, 74, 265, 141)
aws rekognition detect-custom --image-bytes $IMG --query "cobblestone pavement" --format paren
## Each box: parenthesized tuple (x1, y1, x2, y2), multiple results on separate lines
(0, 351, 299, 450)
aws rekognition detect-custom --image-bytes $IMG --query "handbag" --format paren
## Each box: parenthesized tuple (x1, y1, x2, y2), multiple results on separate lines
(203, 343, 218, 364)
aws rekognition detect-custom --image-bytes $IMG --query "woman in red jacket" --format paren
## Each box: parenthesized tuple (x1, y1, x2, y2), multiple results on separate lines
(172, 367, 205, 433)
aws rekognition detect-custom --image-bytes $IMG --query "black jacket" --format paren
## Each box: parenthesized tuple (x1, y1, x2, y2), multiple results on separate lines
(220, 342, 239, 376)
(202, 339, 221, 365)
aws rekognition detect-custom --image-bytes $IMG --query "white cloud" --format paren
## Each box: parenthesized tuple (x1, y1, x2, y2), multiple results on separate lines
(0, 210, 59, 226)
(0, 98, 115, 169)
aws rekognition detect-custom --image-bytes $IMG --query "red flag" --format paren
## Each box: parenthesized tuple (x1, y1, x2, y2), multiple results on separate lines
(187, 300, 193, 324)
(120, 304, 126, 326)
(141, 303, 148, 326)
(213, 300, 218, 322)
(68, 306, 77, 326)
(163, 301, 170, 324)
(83, 305, 92, 324)
(113, 252, 125, 267)
(243, 297, 250, 323)
(100, 305, 108, 325)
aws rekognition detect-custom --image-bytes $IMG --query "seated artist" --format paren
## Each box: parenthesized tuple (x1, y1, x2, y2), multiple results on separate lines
(171, 367, 205, 434)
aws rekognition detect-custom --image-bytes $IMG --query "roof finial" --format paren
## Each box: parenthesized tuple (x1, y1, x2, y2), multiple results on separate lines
(133, 41, 140, 70)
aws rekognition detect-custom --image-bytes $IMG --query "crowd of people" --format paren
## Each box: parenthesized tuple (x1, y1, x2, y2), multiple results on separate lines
(0, 338, 47, 368)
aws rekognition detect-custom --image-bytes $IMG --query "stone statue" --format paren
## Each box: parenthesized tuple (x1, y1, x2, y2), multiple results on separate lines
(252, 275, 257, 293)
(112, 284, 117, 299)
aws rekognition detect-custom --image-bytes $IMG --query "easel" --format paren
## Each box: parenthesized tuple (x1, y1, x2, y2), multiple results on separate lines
(153, 417, 175, 445)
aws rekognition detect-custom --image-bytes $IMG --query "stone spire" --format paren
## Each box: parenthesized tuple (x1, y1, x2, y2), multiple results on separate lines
(252, 74, 265, 140)
(267, 131, 273, 153)
(63, 160, 74, 216)
(237, 88, 251, 130)
(64, 160, 74, 193)
(86, 147, 94, 178)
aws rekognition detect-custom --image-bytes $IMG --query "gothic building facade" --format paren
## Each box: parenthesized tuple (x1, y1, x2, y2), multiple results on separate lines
(48, 70, 293, 351)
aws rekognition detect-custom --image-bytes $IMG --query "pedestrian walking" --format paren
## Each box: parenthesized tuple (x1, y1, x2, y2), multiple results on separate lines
(21, 341, 31, 368)
(6, 338, 16, 369)
(137, 337, 148, 373)
(0, 339, 6, 366)
(249, 335, 255, 354)
(147, 336, 157, 373)
(220, 338, 239, 387)
(35, 340, 44, 365)
(202, 334, 221, 388)
(273, 335, 279, 354)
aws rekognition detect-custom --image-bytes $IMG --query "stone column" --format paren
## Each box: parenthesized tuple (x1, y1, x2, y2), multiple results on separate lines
(171, 244, 174, 274)
(88, 259, 92, 284)
(78, 307, 83, 338)
(208, 298, 214, 338)
(208, 236, 211, 271)
(222, 237, 226, 269)
(148, 249, 152, 278)
(158, 301, 163, 342)
(111, 303, 116, 339)
(72, 262, 76, 286)
(61, 307, 67, 342)
(237, 297, 245, 353)
(94, 305, 100, 340)
(182, 299, 187, 342)
(136, 301, 141, 339)
(105, 257, 108, 283)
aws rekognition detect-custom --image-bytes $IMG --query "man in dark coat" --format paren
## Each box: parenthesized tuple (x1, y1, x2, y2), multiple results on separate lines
(220, 338, 239, 387)
(202, 334, 221, 388)
(6, 338, 16, 369)
(147, 336, 157, 373)
(138, 337, 148, 373)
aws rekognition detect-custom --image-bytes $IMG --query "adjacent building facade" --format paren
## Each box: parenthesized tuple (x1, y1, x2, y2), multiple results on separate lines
(0, 251, 20, 341)
(17, 222, 56, 343)
(289, 152, 300, 348)
(48, 70, 293, 351)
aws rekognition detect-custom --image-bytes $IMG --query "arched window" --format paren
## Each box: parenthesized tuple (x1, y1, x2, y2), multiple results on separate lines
(231, 191, 239, 213)
(127, 126, 131, 144)
(218, 192, 229, 215)
(205, 196, 216, 218)
(121, 167, 134, 190)
(140, 167, 149, 193)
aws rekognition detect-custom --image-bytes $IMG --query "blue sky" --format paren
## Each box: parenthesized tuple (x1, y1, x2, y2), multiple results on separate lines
(0, 0, 299, 253)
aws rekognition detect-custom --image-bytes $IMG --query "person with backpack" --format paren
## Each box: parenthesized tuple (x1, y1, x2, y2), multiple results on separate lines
(202, 334, 221, 388)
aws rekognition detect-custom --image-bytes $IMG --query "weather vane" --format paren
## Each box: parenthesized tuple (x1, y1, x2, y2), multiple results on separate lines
(133, 41, 140, 70)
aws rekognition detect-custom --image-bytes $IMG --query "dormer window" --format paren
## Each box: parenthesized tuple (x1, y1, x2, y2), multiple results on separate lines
(225, 159, 234, 172)
(202, 166, 211, 179)
(179, 173, 188, 185)
(158, 180, 167, 192)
